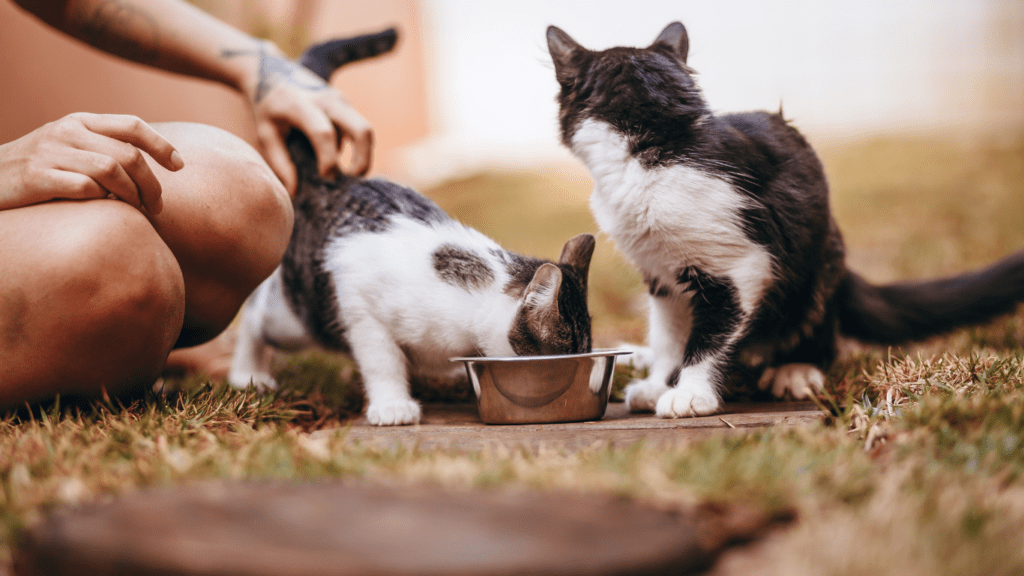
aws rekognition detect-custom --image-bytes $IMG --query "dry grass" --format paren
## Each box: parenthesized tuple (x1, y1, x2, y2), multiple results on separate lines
(2, 130, 1024, 574)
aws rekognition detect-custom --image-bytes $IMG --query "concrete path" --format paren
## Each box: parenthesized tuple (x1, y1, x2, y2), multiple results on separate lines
(323, 401, 825, 452)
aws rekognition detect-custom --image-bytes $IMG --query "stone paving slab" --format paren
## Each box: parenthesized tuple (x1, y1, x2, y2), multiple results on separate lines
(320, 401, 825, 452)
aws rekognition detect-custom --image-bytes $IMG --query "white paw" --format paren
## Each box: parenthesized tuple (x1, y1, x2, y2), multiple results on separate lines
(758, 364, 825, 400)
(655, 385, 721, 418)
(227, 371, 278, 392)
(366, 398, 422, 426)
(624, 378, 668, 413)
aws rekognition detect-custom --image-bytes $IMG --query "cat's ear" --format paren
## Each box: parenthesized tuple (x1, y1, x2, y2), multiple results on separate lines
(511, 263, 565, 356)
(547, 26, 582, 84)
(558, 233, 595, 282)
(653, 22, 689, 63)
(523, 263, 562, 316)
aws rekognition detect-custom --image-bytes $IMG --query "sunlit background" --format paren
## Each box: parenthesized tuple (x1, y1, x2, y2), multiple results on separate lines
(412, 0, 1024, 183)
(2, 0, 1023, 343)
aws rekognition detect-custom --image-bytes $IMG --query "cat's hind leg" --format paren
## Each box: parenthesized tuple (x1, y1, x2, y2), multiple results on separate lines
(228, 269, 311, 390)
(228, 279, 279, 390)
(755, 310, 837, 400)
(757, 364, 825, 399)
(616, 343, 656, 374)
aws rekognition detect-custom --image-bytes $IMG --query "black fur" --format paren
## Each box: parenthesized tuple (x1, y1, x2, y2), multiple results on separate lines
(555, 258, 593, 354)
(676, 266, 741, 367)
(549, 22, 1024, 389)
(666, 365, 682, 389)
(299, 29, 398, 81)
(836, 252, 1024, 344)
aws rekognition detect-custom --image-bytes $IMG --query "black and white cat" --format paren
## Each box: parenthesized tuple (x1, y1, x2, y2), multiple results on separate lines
(229, 36, 595, 426)
(547, 22, 1024, 418)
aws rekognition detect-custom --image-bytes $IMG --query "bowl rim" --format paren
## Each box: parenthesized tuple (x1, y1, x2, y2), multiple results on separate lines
(450, 349, 633, 364)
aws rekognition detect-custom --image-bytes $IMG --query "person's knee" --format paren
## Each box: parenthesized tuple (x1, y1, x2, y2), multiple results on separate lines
(153, 122, 293, 305)
(156, 122, 293, 255)
(224, 143, 294, 287)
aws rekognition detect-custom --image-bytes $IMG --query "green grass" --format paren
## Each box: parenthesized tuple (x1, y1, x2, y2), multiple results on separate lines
(2, 130, 1024, 574)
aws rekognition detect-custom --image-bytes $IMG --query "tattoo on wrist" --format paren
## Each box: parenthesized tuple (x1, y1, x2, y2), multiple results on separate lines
(80, 0, 160, 64)
(222, 43, 326, 103)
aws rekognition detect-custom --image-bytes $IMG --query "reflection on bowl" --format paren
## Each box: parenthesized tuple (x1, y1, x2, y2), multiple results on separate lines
(450, 350, 632, 425)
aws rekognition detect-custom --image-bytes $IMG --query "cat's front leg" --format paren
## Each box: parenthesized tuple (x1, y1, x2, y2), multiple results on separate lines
(623, 292, 721, 413)
(654, 359, 726, 417)
(646, 265, 748, 418)
(346, 316, 421, 426)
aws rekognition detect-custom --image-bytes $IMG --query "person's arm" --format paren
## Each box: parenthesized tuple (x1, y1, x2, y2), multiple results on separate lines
(13, 0, 373, 193)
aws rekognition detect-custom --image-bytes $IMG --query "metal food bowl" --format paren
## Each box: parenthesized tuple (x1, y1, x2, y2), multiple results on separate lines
(450, 350, 632, 425)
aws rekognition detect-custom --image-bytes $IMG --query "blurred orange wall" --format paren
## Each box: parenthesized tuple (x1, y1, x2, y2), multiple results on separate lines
(0, 0, 428, 178)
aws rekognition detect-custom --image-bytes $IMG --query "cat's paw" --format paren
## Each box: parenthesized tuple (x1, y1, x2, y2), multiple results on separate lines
(366, 398, 422, 426)
(655, 385, 720, 418)
(758, 364, 825, 400)
(227, 371, 278, 392)
(624, 378, 667, 413)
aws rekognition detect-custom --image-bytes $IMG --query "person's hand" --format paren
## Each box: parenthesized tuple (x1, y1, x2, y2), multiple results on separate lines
(0, 113, 184, 214)
(241, 43, 374, 194)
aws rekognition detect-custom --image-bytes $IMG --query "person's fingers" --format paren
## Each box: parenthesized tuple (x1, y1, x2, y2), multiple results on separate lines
(292, 105, 340, 178)
(256, 121, 297, 195)
(323, 98, 374, 176)
(73, 113, 184, 173)
(69, 129, 164, 214)
(52, 147, 145, 211)
(35, 168, 107, 203)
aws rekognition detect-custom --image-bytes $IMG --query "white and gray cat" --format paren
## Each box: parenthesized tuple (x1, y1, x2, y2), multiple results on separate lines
(229, 35, 595, 426)
(547, 22, 1024, 418)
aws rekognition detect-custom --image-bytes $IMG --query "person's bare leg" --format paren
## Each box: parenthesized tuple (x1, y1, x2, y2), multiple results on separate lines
(162, 329, 236, 381)
(0, 123, 291, 406)
(0, 200, 185, 406)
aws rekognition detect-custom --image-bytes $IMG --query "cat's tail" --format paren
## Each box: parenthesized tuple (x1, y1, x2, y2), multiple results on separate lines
(835, 250, 1024, 344)
(299, 28, 398, 81)
(287, 29, 399, 178)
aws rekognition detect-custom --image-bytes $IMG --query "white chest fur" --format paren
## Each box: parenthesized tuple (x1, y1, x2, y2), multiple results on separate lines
(570, 119, 773, 316)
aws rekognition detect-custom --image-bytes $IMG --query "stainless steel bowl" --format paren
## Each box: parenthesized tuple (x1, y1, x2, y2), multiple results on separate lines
(450, 350, 632, 425)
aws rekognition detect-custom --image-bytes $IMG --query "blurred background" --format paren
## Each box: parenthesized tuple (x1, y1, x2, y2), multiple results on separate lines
(2, 0, 1023, 345)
